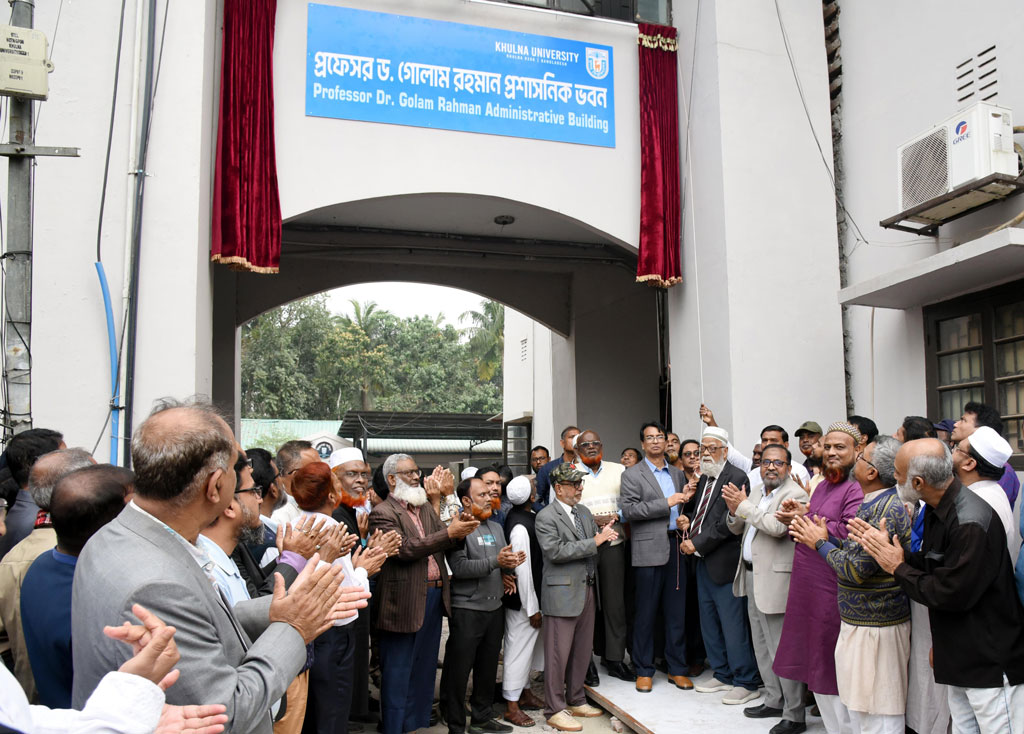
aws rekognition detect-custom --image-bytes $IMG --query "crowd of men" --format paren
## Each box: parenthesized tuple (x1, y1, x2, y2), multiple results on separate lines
(0, 397, 1023, 734)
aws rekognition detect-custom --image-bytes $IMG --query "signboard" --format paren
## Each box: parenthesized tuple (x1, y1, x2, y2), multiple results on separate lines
(305, 4, 615, 148)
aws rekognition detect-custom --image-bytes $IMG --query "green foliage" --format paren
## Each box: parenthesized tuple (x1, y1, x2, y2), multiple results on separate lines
(241, 295, 503, 419)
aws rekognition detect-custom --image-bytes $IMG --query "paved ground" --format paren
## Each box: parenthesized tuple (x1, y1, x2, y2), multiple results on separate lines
(367, 620, 828, 734)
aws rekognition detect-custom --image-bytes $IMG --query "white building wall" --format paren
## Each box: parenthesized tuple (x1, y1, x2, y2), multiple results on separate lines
(273, 0, 642, 247)
(838, 0, 1024, 432)
(503, 307, 564, 455)
(19, 1, 219, 460)
(669, 0, 847, 447)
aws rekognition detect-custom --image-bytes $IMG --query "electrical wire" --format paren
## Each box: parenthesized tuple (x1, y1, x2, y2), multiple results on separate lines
(32, 0, 64, 137)
(95, 0, 129, 264)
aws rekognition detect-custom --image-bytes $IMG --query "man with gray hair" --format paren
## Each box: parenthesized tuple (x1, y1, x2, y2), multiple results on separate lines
(370, 453, 479, 734)
(71, 397, 369, 733)
(273, 439, 320, 526)
(791, 436, 912, 734)
(0, 447, 93, 699)
(850, 438, 1024, 734)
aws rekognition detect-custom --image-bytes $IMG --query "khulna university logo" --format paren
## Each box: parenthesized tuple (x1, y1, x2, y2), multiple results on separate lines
(586, 47, 609, 80)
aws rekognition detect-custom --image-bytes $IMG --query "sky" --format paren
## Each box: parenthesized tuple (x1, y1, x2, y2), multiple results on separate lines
(325, 282, 492, 325)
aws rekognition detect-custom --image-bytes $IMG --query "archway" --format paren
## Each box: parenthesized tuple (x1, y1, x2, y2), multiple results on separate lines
(212, 193, 662, 459)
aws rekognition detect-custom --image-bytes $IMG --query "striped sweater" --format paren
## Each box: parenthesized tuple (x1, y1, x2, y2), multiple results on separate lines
(818, 488, 912, 627)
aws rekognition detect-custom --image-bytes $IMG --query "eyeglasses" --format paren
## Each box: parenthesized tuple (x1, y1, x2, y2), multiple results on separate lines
(698, 444, 724, 454)
(577, 441, 602, 450)
(643, 434, 666, 442)
(760, 459, 789, 469)
(855, 453, 876, 470)
(394, 468, 422, 479)
(234, 455, 253, 473)
(235, 487, 262, 498)
(339, 471, 371, 480)
(681, 450, 700, 458)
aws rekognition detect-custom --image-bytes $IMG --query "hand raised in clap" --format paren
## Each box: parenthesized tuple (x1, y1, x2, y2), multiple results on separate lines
(595, 523, 618, 546)
(447, 512, 480, 540)
(721, 482, 747, 515)
(497, 545, 526, 569)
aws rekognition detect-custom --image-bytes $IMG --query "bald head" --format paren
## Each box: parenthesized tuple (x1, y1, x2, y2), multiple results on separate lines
(895, 438, 953, 505)
(131, 398, 234, 507)
(50, 464, 134, 555)
(27, 448, 95, 510)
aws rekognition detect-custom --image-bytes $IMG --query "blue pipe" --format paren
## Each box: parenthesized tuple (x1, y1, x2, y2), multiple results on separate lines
(94, 263, 120, 465)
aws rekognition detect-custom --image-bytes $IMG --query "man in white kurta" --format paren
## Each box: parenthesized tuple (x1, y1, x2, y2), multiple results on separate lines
(501, 476, 545, 726)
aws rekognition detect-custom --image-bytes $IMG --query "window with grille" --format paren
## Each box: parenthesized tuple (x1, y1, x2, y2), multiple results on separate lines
(925, 278, 1024, 465)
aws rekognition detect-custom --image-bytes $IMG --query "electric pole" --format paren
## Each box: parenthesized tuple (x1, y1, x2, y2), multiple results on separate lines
(0, 0, 77, 437)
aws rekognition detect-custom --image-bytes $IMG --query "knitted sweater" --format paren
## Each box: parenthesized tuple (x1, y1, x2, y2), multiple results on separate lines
(818, 488, 912, 627)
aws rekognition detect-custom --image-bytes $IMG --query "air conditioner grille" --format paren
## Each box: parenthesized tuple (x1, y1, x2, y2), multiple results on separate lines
(901, 128, 950, 209)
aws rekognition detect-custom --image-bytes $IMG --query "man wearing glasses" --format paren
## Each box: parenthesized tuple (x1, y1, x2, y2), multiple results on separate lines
(369, 453, 479, 734)
(620, 421, 694, 694)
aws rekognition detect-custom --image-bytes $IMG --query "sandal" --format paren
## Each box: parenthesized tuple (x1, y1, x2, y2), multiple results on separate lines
(518, 690, 545, 711)
(504, 710, 536, 727)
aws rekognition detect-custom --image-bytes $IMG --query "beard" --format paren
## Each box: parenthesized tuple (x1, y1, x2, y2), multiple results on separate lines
(470, 502, 493, 521)
(763, 474, 783, 491)
(238, 504, 266, 546)
(700, 456, 726, 478)
(490, 495, 502, 512)
(393, 479, 428, 507)
(665, 451, 679, 464)
(823, 463, 853, 484)
(579, 452, 603, 468)
(896, 479, 922, 504)
(337, 489, 366, 509)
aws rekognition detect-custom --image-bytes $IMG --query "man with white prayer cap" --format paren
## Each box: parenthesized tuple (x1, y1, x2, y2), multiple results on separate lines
(462, 467, 478, 481)
(952, 426, 1019, 557)
(501, 475, 546, 726)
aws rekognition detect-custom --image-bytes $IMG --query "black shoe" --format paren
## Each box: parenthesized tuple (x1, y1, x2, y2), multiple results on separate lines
(585, 660, 600, 687)
(744, 704, 784, 719)
(769, 721, 807, 734)
(429, 708, 439, 727)
(468, 719, 513, 734)
(603, 661, 635, 682)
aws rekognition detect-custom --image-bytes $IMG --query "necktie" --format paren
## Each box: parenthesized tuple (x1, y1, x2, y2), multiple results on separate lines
(571, 507, 596, 579)
(691, 478, 716, 535)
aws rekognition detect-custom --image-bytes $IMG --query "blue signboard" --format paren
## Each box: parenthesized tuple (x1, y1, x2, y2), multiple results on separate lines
(305, 4, 615, 148)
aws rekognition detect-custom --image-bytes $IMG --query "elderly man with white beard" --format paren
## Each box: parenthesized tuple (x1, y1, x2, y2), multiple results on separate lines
(370, 453, 480, 734)
(678, 426, 760, 704)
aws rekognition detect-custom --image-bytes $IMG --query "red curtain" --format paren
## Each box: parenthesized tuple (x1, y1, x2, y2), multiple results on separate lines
(636, 23, 681, 287)
(211, 0, 281, 274)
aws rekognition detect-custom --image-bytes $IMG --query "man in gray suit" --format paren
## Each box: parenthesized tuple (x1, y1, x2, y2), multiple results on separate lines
(725, 444, 808, 733)
(535, 464, 618, 732)
(619, 421, 695, 693)
(71, 398, 369, 734)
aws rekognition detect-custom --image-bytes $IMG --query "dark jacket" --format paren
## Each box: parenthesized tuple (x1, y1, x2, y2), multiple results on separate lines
(686, 463, 751, 585)
(895, 478, 1024, 687)
(447, 520, 507, 613)
(504, 507, 543, 610)
(369, 496, 454, 633)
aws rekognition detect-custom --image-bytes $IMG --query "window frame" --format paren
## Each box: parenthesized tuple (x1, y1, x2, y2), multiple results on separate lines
(924, 277, 1024, 469)
(504, 0, 672, 25)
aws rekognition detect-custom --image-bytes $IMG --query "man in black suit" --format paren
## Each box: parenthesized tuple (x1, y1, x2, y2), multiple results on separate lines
(679, 426, 760, 705)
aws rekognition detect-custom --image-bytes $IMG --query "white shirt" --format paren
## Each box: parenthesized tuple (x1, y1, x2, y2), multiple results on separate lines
(508, 524, 539, 617)
(741, 490, 775, 564)
(0, 665, 164, 734)
(264, 510, 370, 627)
(196, 534, 252, 607)
(967, 479, 1018, 558)
(730, 444, 810, 484)
(270, 493, 302, 526)
(555, 498, 580, 529)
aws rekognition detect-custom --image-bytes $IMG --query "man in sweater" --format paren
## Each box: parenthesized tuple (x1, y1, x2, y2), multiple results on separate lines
(791, 436, 911, 734)
(573, 429, 632, 683)
(440, 476, 523, 734)
(851, 438, 1024, 733)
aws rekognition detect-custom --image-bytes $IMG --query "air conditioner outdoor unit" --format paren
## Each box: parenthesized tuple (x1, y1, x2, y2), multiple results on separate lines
(897, 102, 1017, 211)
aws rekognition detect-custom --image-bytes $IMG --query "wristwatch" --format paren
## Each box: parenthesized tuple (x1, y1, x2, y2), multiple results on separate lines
(814, 538, 826, 550)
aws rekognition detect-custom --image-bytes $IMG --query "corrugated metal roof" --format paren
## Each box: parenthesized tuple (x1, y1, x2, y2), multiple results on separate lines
(365, 439, 503, 455)
(240, 419, 342, 448)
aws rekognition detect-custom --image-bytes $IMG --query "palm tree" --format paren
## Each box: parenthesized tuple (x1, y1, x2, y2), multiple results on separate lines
(460, 301, 504, 382)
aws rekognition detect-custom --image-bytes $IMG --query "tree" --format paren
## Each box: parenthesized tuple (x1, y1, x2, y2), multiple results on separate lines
(460, 301, 505, 382)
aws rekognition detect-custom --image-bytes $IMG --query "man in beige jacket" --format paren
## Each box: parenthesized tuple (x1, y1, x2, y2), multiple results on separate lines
(724, 444, 809, 734)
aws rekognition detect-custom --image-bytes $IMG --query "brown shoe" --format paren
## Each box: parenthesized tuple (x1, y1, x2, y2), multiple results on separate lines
(669, 674, 694, 690)
(636, 676, 653, 692)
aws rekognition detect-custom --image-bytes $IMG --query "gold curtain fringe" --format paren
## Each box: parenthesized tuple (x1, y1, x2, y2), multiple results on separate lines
(211, 253, 280, 274)
(638, 33, 678, 52)
(636, 273, 682, 288)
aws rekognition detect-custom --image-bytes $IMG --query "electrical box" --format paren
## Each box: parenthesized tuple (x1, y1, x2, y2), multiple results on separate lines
(897, 102, 1017, 211)
(0, 26, 52, 101)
